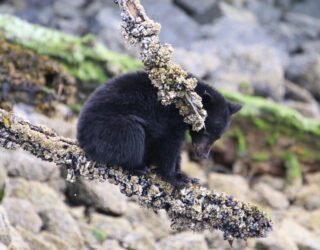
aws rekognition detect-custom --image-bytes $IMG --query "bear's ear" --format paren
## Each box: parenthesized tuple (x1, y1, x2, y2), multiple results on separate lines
(203, 90, 213, 105)
(228, 102, 242, 115)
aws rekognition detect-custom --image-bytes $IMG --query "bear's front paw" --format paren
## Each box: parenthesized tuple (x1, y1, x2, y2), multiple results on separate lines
(130, 166, 151, 176)
(176, 172, 199, 185)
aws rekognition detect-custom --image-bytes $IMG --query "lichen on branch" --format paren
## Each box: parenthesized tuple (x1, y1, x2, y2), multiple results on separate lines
(116, 0, 207, 131)
(0, 108, 272, 242)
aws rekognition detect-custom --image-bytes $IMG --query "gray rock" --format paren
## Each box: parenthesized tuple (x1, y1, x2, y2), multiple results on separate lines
(13, 103, 77, 138)
(7, 227, 30, 250)
(208, 173, 250, 201)
(253, 183, 289, 209)
(1, 149, 60, 183)
(205, 230, 251, 249)
(56, 17, 87, 36)
(255, 175, 285, 191)
(89, 213, 133, 240)
(0, 166, 6, 198)
(142, 0, 203, 49)
(306, 172, 320, 185)
(99, 239, 124, 250)
(17, 228, 55, 250)
(301, 40, 320, 54)
(0, 207, 11, 246)
(7, 178, 66, 212)
(294, 184, 320, 210)
(174, 0, 219, 21)
(157, 232, 208, 250)
(66, 180, 128, 215)
(283, 100, 320, 119)
(266, 22, 310, 53)
(255, 228, 298, 250)
(286, 53, 320, 99)
(291, 0, 320, 19)
(0, 4, 15, 14)
(125, 202, 171, 239)
(280, 218, 320, 250)
(0, 209, 29, 249)
(96, 7, 140, 57)
(192, 41, 285, 100)
(286, 208, 320, 236)
(284, 12, 320, 39)
(41, 232, 74, 250)
(172, 48, 219, 79)
(40, 207, 84, 249)
(245, 0, 282, 24)
(53, 0, 85, 18)
(2, 198, 42, 233)
(122, 226, 159, 250)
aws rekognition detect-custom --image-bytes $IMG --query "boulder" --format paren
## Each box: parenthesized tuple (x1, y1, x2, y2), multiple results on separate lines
(208, 173, 250, 201)
(294, 184, 320, 210)
(291, 0, 320, 20)
(2, 198, 42, 233)
(7, 178, 66, 212)
(280, 218, 320, 250)
(66, 180, 128, 215)
(142, 0, 203, 49)
(39, 207, 84, 249)
(253, 183, 289, 209)
(157, 232, 208, 250)
(286, 54, 320, 100)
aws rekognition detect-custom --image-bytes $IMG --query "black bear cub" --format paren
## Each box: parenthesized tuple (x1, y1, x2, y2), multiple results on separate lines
(77, 71, 242, 188)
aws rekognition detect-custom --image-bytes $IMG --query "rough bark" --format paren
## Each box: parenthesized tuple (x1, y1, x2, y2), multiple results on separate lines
(116, 0, 207, 131)
(0, 108, 272, 242)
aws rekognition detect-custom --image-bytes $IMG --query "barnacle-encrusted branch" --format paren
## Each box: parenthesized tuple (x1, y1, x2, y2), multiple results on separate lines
(115, 0, 207, 131)
(0, 108, 272, 242)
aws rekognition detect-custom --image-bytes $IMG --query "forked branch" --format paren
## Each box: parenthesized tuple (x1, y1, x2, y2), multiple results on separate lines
(0, 108, 272, 242)
(116, 0, 207, 131)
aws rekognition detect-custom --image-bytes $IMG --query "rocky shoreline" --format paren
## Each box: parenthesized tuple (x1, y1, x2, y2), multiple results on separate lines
(0, 0, 320, 249)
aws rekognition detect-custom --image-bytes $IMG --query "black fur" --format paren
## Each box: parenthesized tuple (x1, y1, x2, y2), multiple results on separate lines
(77, 71, 242, 188)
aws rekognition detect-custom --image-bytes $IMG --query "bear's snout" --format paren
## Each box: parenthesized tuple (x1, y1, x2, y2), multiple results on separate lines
(193, 142, 212, 159)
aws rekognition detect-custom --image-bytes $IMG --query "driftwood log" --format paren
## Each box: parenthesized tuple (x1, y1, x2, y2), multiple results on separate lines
(0, 108, 272, 242)
(116, 0, 207, 131)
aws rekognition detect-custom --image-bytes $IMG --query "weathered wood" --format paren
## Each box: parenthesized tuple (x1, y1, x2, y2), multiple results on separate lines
(0, 108, 272, 241)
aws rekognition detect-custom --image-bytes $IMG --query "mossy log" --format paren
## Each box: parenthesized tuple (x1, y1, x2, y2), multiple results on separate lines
(0, 108, 272, 242)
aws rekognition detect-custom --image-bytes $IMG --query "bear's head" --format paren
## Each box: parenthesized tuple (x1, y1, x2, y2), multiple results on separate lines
(190, 87, 242, 159)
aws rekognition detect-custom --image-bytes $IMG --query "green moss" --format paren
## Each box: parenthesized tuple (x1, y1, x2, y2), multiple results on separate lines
(186, 130, 192, 144)
(267, 132, 279, 147)
(68, 103, 82, 114)
(220, 90, 320, 139)
(233, 128, 247, 156)
(0, 183, 5, 204)
(299, 147, 313, 160)
(0, 14, 142, 84)
(252, 152, 269, 162)
(282, 152, 302, 185)
(65, 61, 109, 84)
(92, 228, 108, 243)
(252, 118, 269, 130)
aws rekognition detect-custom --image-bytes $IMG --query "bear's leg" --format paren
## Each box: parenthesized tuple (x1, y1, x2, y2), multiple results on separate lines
(153, 133, 193, 188)
(174, 155, 200, 185)
(79, 115, 147, 173)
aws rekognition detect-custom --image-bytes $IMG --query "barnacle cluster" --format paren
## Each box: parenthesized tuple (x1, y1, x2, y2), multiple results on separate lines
(116, 0, 207, 131)
(0, 38, 76, 115)
(0, 108, 272, 241)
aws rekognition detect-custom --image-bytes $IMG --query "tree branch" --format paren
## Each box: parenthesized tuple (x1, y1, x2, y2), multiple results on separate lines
(116, 0, 207, 131)
(0, 108, 272, 242)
